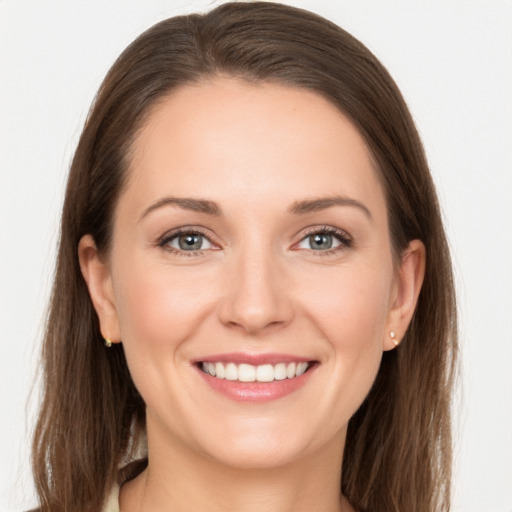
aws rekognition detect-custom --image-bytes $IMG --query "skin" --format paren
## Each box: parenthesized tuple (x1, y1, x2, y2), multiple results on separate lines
(79, 77, 425, 512)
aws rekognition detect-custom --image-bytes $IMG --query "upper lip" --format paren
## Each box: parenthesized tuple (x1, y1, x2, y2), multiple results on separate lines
(193, 353, 315, 366)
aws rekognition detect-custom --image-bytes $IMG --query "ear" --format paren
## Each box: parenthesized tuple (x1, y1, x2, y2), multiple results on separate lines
(78, 234, 121, 343)
(383, 239, 426, 351)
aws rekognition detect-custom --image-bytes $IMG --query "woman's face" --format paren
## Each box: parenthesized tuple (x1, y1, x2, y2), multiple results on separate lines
(82, 77, 422, 469)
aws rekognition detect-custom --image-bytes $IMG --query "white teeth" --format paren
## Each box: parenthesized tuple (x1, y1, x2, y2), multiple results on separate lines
(274, 363, 287, 381)
(200, 361, 311, 382)
(256, 364, 274, 382)
(286, 362, 296, 379)
(296, 362, 308, 377)
(238, 363, 256, 382)
(215, 362, 225, 379)
(225, 362, 238, 381)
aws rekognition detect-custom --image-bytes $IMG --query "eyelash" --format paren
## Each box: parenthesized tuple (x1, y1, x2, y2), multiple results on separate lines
(157, 225, 353, 257)
(296, 225, 354, 255)
(157, 227, 217, 257)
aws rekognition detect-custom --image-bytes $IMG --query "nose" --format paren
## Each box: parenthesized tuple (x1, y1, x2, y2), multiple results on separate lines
(218, 247, 294, 335)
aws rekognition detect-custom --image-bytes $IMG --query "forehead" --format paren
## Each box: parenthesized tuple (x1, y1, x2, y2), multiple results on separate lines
(123, 77, 386, 219)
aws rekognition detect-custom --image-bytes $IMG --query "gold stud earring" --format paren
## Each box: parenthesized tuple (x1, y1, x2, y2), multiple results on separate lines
(390, 331, 399, 347)
(103, 332, 113, 348)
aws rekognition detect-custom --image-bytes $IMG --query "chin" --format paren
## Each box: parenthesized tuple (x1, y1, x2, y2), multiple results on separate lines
(188, 417, 327, 470)
(205, 440, 308, 470)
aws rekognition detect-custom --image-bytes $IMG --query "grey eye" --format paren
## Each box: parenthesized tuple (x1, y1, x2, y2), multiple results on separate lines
(309, 233, 333, 250)
(168, 233, 213, 251)
(296, 231, 344, 251)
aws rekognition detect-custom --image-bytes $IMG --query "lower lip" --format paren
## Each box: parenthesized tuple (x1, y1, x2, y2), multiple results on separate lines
(196, 364, 317, 403)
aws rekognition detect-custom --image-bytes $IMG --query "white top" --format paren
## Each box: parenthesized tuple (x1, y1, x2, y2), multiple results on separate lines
(102, 484, 120, 512)
(101, 458, 147, 512)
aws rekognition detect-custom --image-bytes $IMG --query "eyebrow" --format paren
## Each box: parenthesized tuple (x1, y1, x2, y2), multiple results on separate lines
(139, 197, 222, 221)
(139, 194, 372, 221)
(288, 196, 372, 219)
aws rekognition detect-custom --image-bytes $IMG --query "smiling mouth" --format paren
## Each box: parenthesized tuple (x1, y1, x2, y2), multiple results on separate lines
(199, 361, 313, 383)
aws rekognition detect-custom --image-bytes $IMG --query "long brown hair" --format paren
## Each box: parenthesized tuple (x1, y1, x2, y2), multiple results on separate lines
(32, 2, 458, 511)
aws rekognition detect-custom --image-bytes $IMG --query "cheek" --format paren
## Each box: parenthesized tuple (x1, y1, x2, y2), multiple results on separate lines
(113, 260, 215, 352)
(111, 260, 219, 409)
(298, 260, 392, 399)
(301, 260, 392, 345)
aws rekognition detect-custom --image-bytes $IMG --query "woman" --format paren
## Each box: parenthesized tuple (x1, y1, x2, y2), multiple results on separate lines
(31, 2, 457, 511)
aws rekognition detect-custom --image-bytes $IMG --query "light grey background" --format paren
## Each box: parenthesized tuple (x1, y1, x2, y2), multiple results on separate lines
(1, 1, 511, 510)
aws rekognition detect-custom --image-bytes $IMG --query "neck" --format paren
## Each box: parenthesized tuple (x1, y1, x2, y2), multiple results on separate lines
(120, 422, 352, 512)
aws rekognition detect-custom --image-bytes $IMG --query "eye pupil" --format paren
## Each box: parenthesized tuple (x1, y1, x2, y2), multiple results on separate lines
(310, 233, 332, 250)
(179, 234, 202, 250)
